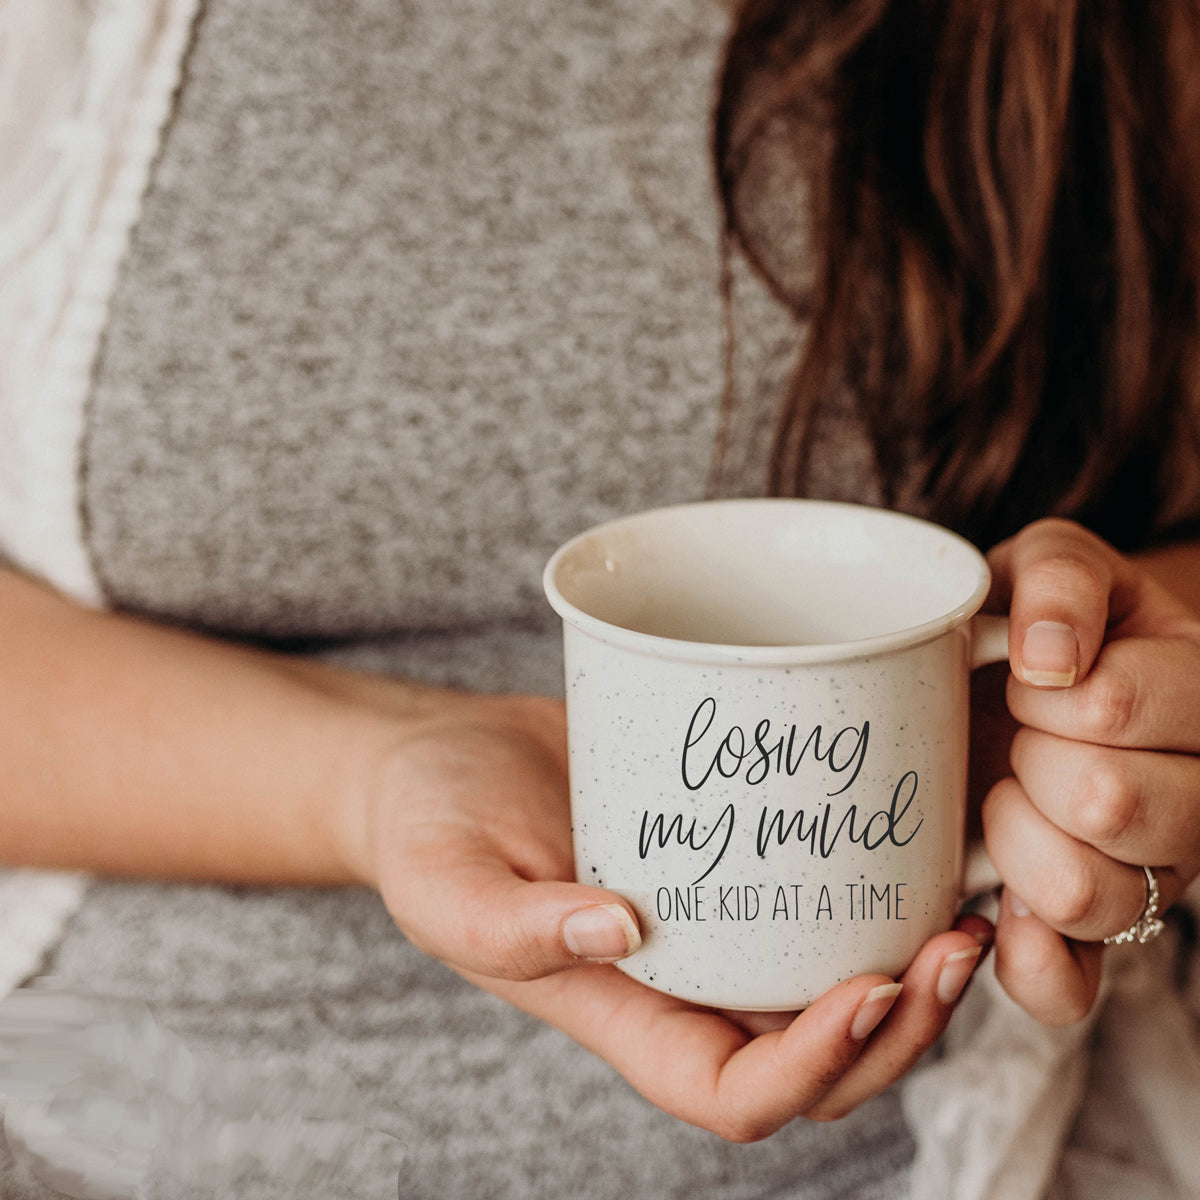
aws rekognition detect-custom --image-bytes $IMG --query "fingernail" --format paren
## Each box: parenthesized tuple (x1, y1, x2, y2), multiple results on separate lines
(936, 945, 982, 1005)
(1019, 621, 1079, 688)
(850, 982, 903, 1040)
(562, 903, 641, 961)
(1009, 891, 1032, 918)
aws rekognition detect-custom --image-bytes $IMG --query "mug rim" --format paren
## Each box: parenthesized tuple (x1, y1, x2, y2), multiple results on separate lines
(543, 498, 992, 665)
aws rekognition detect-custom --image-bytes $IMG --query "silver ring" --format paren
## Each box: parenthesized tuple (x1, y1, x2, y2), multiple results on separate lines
(1103, 865, 1166, 946)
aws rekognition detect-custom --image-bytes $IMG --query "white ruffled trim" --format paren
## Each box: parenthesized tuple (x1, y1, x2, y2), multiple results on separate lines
(0, 0, 199, 606)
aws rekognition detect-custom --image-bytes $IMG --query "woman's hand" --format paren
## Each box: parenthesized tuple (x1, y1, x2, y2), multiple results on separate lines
(982, 519, 1200, 1024)
(355, 695, 992, 1140)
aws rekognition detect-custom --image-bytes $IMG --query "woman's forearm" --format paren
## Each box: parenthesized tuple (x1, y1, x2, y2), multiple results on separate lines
(0, 566, 471, 884)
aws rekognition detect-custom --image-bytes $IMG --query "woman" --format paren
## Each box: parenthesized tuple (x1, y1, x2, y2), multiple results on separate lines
(0, 0, 1197, 1195)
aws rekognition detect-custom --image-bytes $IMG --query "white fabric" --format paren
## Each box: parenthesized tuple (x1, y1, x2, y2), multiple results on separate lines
(1065, 901, 1200, 1200)
(0, 0, 199, 605)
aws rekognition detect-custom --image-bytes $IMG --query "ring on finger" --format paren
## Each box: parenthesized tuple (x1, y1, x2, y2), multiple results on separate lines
(1103, 865, 1166, 946)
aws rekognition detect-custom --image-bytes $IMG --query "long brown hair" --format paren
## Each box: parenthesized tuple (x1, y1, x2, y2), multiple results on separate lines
(714, 0, 1200, 548)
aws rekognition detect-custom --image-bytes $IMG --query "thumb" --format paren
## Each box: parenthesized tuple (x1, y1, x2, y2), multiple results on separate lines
(394, 859, 642, 982)
(987, 519, 1123, 689)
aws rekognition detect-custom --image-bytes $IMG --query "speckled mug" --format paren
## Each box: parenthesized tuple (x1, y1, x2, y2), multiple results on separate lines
(544, 499, 1008, 1010)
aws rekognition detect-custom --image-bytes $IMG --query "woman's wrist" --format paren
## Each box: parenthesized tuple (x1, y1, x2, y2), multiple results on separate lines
(321, 684, 566, 892)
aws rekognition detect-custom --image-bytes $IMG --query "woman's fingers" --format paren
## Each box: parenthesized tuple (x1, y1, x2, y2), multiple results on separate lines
(982, 519, 1200, 1028)
(1009, 725, 1200, 867)
(1007, 634, 1200, 752)
(383, 838, 645, 981)
(988, 517, 1198, 678)
(698, 977, 903, 1140)
(988, 519, 1137, 688)
(468, 964, 893, 1141)
(467, 920, 990, 1140)
(982, 775, 1188, 942)
(992, 889, 1105, 1026)
(805, 918, 992, 1120)
(440, 864, 644, 980)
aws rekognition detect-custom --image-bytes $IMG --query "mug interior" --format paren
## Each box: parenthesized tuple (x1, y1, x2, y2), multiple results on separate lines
(545, 499, 989, 658)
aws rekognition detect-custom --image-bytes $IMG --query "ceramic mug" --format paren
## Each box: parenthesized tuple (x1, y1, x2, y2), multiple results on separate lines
(543, 498, 1008, 1011)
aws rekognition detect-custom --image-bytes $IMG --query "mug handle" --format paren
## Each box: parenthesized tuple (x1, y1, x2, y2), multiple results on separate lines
(970, 612, 1010, 671)
(961, 613, 1010, 896)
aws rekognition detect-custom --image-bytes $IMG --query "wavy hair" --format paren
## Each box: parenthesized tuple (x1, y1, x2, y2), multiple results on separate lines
(714, 0, 1200, 548)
